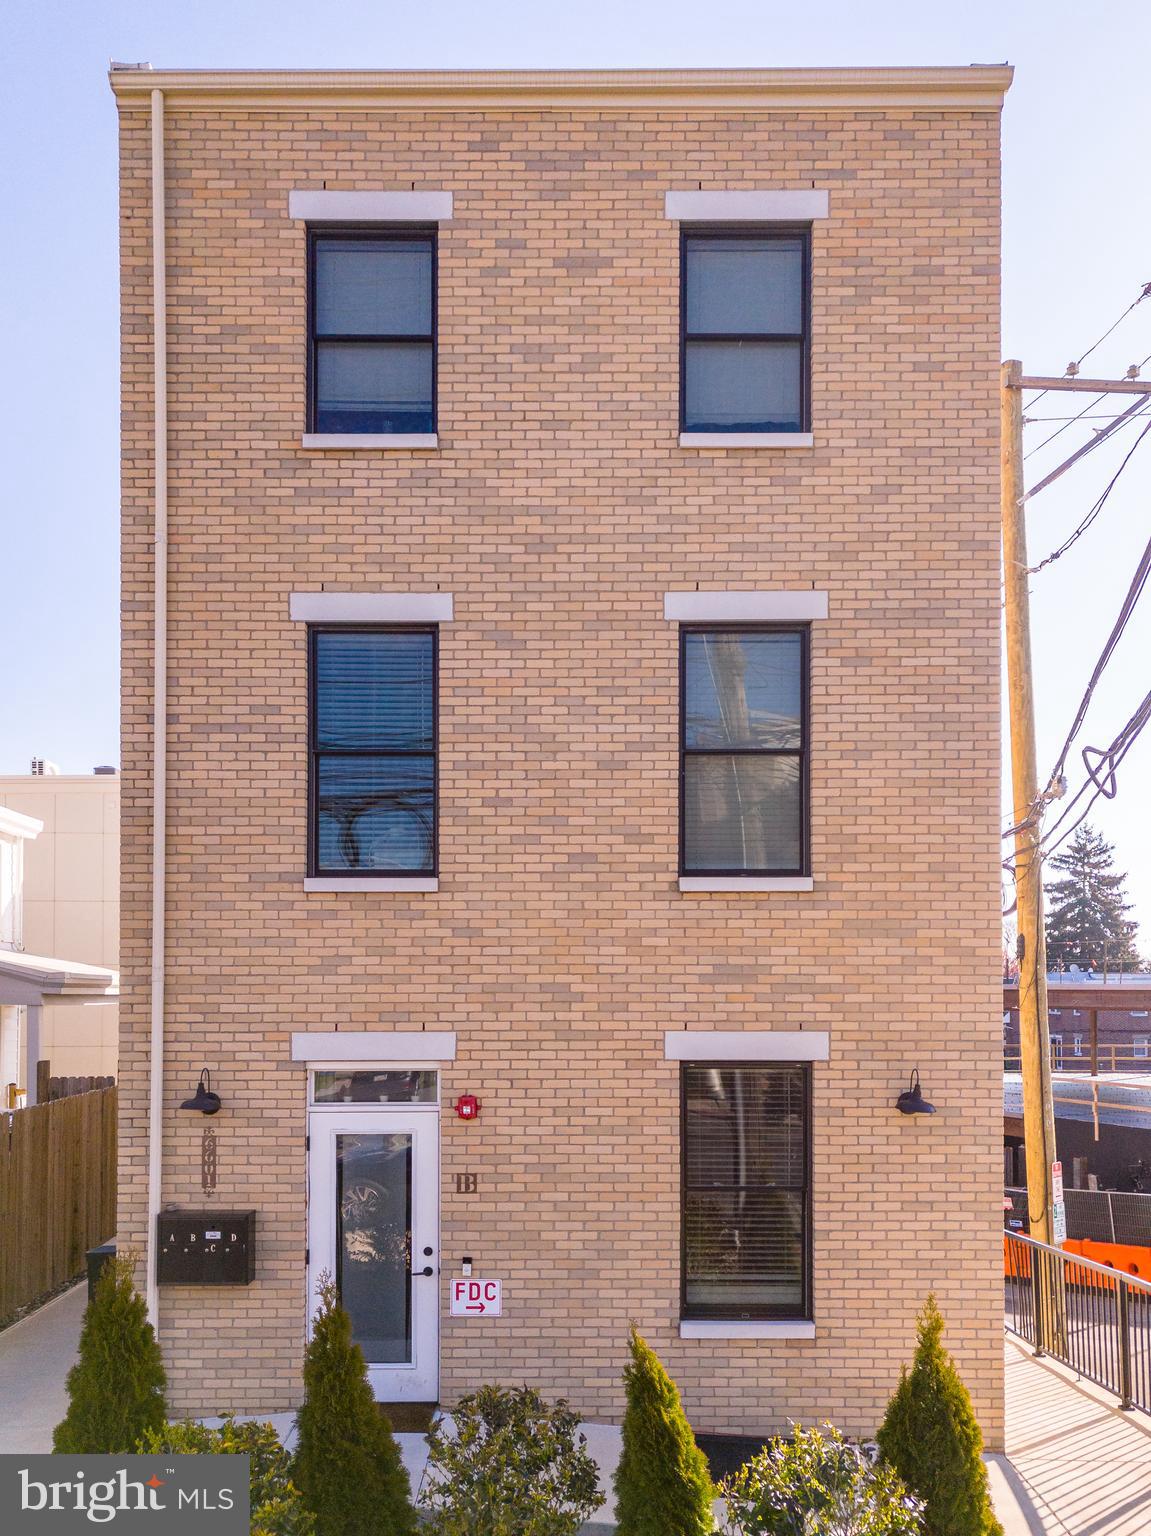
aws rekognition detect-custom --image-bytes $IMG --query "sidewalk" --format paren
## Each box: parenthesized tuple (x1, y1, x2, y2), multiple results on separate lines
(0, 1282, 85, 1453)
(990, 1336, 1151, 1536)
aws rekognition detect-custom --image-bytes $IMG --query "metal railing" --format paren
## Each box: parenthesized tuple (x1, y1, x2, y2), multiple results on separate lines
(1004, 1043, 1151, 1075)
(1005, 1231, 1151, 1411)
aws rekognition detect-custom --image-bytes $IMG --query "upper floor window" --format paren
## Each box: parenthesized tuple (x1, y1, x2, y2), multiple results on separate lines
(308, 228, 436, 435)
(681, 228, 809, 434)
(680, 627, 808, 877)
(309, 627, 437, 876)
(682, 1062, 811, 1320)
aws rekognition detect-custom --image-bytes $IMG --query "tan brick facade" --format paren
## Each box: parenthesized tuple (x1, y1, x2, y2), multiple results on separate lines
(114, 68, 1008, 1445)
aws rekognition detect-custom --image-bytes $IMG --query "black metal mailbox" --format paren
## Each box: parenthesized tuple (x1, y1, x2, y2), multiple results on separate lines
(157, 1211, 256, 1286)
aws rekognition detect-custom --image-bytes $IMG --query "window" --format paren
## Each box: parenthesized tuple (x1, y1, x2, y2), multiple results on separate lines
(1073, 1034, 1084, 1057)
(308, 627, 437, 876)
(1135, 1037, 1149, 1061)
(680, 628, 808, 876)
(680, 228, 809, 433)
(1050, 1034, 1064, 1069)
(682, 1063, 811, 1320)
(308, 228, 436, 434)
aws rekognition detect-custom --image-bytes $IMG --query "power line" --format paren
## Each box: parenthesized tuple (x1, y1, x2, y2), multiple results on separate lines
(1024, 283, 1151, 413)
(1028, 415, 1151, 573)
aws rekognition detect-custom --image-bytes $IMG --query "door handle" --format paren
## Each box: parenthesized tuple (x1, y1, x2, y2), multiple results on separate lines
(412, 1266, 435, 1277)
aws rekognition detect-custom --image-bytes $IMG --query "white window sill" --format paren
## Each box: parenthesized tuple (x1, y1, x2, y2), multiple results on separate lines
(304, 877, 439, 893)
(679, 432, 814, 449)
(679, 876, 815, 893)
(680, 1320, 816, 1341)
(301, 433, 438, 450)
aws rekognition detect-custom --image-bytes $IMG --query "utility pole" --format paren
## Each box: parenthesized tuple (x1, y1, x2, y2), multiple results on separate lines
(1001, 360, 1060, 1257)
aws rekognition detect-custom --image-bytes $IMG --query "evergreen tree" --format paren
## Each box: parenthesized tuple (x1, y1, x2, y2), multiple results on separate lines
(293, 1277, 416, 1536)
(877, 1296, 1002, 1536)
(53, 1252, 167, 1453)
(1045, 823, 1142, 972)
(614, 1326, 715, 1536)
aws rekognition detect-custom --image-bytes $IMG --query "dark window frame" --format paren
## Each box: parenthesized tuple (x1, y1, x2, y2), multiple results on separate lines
(306, 224, 438, 436)
(680, 1061, 813, 1322)
(307, 624, 439, 878)
(679, 224, 812, 434)
(678, 624, 811, 878)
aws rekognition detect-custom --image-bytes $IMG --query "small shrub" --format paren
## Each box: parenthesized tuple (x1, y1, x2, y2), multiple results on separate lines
(614, 1326, 715, 1536)
(420, 1383, 603, 1536)
(293, 1276, 416, 1536)
(138, 1417, 315, 1536)
(53, 1252, 167, 1453)
(720, 1422, 924, 1535)
(876, 1296, 1003, 1536)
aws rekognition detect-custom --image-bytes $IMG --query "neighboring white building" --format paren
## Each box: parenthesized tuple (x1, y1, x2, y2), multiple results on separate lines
(0, 766, 119, 1099)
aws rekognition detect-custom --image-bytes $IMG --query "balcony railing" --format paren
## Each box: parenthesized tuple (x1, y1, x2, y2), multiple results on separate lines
(1005, 1230, 1151, 1412)
(1004, 1042, 1151, 1075)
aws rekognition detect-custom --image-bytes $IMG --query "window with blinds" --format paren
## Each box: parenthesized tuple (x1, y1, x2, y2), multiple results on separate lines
(681, 1063, 811, 1319)
(680, 628, 808, 876)
(309, 628, 437, 876)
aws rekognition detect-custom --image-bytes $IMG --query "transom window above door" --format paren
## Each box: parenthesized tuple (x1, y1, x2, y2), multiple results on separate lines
(681, 228, 810, 434)
(308, 228, 436, 435)
(308, 626, 438, 877)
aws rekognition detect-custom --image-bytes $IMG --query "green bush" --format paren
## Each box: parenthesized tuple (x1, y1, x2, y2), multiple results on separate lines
(53, 1252, 167, 1453)
(720, 1422, 923, 1535)
(293, 1276, 416, 1536)
(420, 1383, 603, 1536)
(876, 1296, 1003, 1536)
(614, 1326, 715, 1536)
(138, 1417, 315, 1536)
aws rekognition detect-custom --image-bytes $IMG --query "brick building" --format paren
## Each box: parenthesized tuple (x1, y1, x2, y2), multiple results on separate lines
(112, 64, 1011, 1443)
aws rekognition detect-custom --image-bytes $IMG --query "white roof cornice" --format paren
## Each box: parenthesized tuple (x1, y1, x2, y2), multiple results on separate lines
(0, 805, 43, 841)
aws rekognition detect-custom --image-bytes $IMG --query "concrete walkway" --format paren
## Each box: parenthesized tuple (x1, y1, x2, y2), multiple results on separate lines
(0, 1282, 85, 1453)
(5, 1296, 1151, 1534)
(990, 1336, 1151, 1536)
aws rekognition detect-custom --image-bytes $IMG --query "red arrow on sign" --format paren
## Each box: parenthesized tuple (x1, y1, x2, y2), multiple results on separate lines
(465, 1302, 486, 1313)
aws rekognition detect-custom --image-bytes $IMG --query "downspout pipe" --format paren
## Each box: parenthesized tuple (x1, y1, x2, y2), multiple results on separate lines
(145, 86, 168, 1328)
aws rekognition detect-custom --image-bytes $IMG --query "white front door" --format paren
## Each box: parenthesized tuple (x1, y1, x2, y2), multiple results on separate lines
(308, 1095, 440, 1402)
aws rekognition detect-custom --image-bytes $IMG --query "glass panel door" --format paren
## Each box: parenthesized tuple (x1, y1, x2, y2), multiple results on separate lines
(337, 1132, 413, 1363)
(308, 1107, 439, 1401)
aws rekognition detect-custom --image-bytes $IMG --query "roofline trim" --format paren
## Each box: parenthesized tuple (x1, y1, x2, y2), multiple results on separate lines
(108, 64, 1013, 111)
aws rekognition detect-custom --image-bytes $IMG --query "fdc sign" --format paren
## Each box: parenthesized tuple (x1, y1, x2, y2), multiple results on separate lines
(450, 1279, 502, 1316)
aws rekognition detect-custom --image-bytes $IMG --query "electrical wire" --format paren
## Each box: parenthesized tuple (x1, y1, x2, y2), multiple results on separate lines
(1028, 415, 1151, 573)
(1024, 283, 1151, 412)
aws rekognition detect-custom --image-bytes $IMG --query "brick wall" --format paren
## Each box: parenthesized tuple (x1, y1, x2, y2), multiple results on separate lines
(117, 88, 1005, 1444)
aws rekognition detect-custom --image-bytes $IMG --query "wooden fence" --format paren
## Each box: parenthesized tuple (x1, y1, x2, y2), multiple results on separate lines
(0, 1087, 117, 1324)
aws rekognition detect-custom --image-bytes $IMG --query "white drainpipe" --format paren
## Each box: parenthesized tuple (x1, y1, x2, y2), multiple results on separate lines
(145, 86, 168, 1328)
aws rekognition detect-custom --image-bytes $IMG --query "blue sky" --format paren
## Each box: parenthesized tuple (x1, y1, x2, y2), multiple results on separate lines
(3, 1, 1150, 935)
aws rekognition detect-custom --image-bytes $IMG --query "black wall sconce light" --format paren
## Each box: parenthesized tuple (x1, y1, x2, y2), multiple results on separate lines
(896, 1069, 936, 1116)
(180, 1069, 222, 1116)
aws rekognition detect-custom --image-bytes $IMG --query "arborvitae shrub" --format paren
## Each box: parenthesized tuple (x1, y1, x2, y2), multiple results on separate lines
(53, 1252, 167, 1453)
(614, 1326, 715, 1536)
(293, 1277, 416, 1536)
(138, 1417, 315, 1536)
(420, 1383, 602, 1535)
(877, 1296, 1003, 1536)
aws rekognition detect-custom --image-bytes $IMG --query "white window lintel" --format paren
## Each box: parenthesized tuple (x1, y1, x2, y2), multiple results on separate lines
(665, 190, 829, 222)
(664, 590, 828, 623)
(289, 592, 453, 623)
(679, 1319, 816, 1340)
(665, 1030, 829, 1062)
(289, 190, 452, 222)
(291, 1031, 457, 1063)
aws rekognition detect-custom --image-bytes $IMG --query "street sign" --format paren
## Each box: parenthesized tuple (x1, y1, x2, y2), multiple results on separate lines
(1052, 1160, 1064, 1205)
(1052, 1202, 1067, 1245)
(450, 1278, 502, 1317)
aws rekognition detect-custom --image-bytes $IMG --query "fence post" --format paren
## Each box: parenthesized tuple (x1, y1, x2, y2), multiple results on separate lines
(1032, 1244, 1045, 1357)
(1118, 1281, 1134, 1410)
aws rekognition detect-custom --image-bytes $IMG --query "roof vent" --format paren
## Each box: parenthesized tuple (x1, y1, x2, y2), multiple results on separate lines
(93, 766, 118, 776)
(30, 758, 60, 776)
